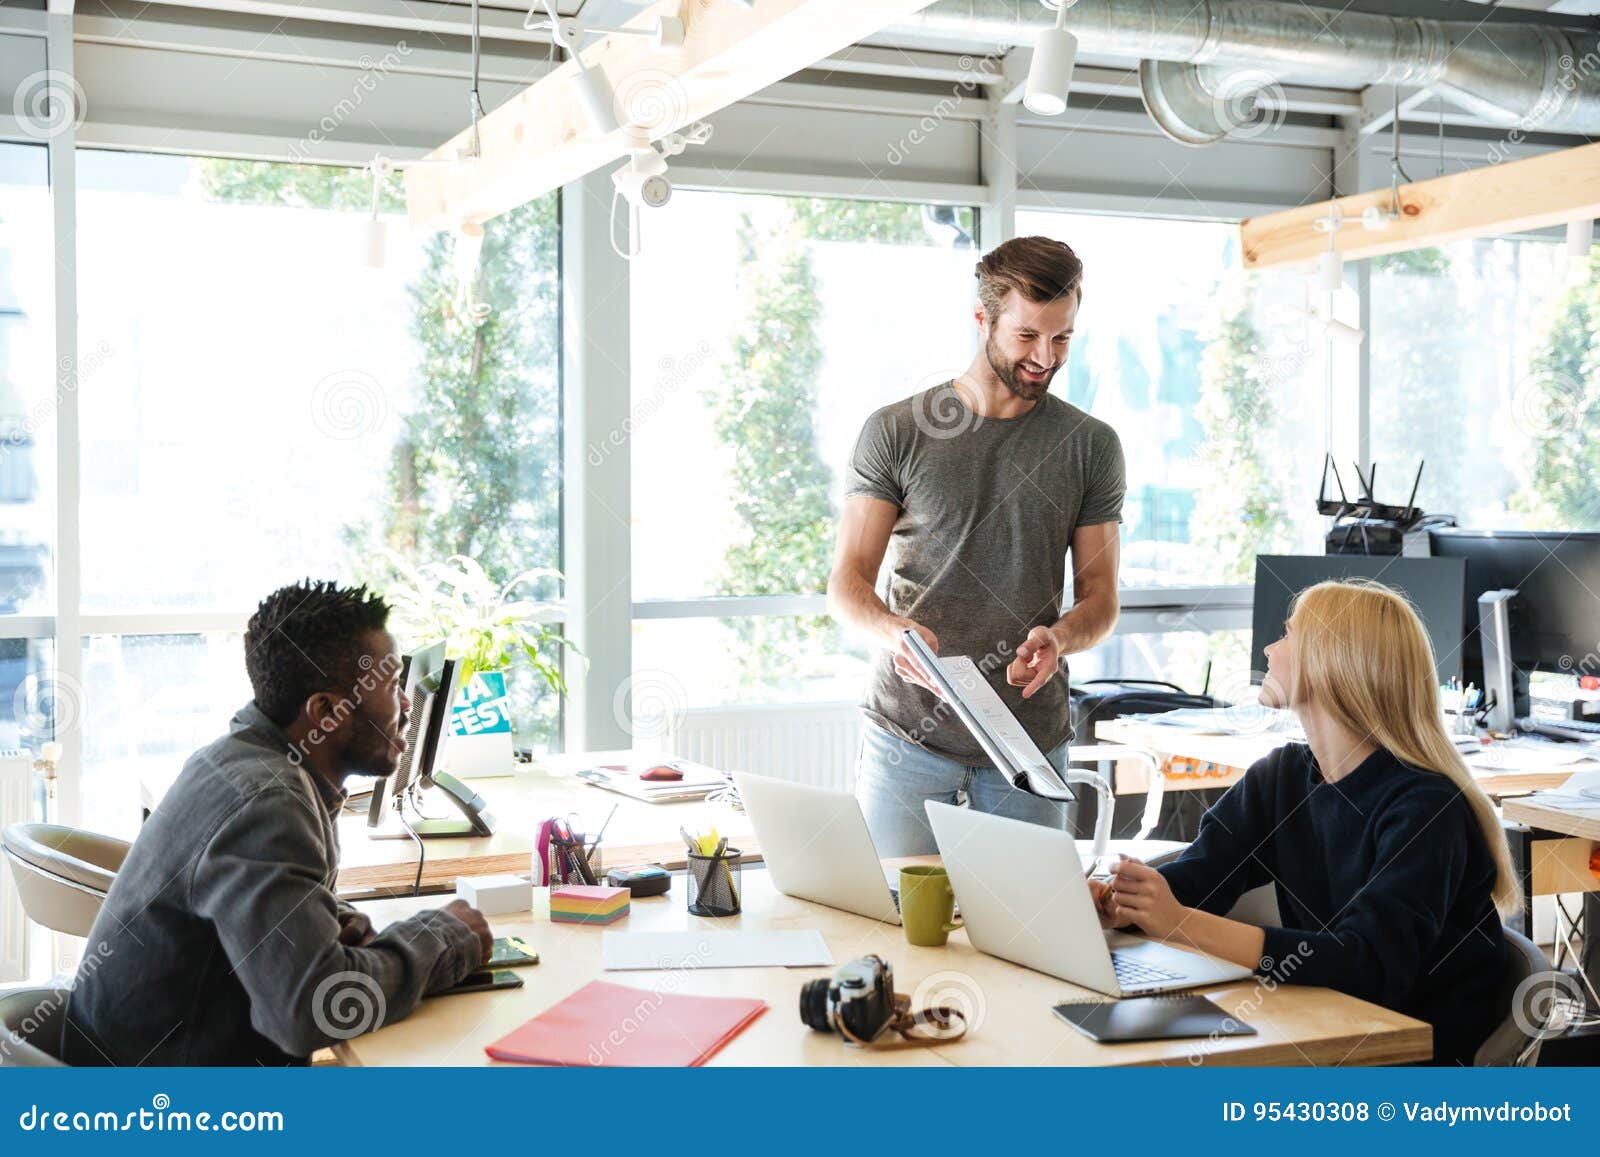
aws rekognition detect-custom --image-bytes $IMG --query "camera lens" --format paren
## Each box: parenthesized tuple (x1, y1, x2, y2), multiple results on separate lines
(798, 979, 833, 1032)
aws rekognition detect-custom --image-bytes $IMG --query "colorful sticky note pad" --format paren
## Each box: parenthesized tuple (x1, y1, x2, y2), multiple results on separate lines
(550, 884, 630, 925)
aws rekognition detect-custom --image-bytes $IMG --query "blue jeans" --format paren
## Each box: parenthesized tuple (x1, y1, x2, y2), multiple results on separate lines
(854, 722, 1075, 857)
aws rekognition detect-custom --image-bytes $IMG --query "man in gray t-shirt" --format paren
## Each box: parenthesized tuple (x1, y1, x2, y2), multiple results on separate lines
(827, 236, 1125, 856)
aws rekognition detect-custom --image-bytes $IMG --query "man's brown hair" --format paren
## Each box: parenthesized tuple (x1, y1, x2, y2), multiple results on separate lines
(975, 235, 1084, 323)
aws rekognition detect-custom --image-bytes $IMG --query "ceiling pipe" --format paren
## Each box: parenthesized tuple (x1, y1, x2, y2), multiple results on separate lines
(897, 0, 1600, 141)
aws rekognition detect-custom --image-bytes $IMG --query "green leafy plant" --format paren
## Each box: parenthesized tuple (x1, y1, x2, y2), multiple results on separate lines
(384, 554, 576, 694)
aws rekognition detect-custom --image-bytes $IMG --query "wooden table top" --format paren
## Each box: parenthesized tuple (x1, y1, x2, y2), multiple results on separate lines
(338, 862, 1431, 1068)
(1094, 718, 1592, 797)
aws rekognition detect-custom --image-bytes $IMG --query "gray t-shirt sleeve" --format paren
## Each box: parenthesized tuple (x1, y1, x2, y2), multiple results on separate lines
(845, 407, 905, 507)
(1078, 424, 1126, 526)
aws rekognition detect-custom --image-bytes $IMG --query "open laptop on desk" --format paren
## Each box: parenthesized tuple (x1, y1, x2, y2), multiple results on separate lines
(927, 802, 1252, 997)
(734, 772, 902, 926)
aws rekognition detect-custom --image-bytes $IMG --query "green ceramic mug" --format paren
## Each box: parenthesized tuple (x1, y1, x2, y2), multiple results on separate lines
(900, 865, 962, 947)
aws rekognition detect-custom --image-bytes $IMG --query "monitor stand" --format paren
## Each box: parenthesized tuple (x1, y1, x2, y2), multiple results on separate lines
(1477, 589, 1528, 733)
(408, 772, 495, 839)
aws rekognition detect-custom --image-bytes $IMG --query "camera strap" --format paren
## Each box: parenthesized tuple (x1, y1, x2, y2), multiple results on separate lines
(837, 992, 969, 1050)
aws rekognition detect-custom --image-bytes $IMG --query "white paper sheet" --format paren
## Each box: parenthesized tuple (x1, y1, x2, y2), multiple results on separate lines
(601, 930, 835, 971)
(1465, 741, 1599, 773)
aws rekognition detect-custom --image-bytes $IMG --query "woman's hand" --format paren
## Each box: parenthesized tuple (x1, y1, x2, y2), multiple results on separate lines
(1106, 856, 1188, 941)
(1086, 877, 1118, 929)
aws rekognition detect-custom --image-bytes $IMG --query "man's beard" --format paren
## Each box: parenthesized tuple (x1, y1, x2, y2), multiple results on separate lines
(985, 331, 1059, 402)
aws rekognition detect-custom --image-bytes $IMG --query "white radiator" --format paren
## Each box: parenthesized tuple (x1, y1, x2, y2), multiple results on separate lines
(663, 702, 861, 792)
(0, 750, 33, 983)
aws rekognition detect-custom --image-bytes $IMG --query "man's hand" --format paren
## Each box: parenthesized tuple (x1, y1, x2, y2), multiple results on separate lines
(337, 911, 376, 947)
(890, 620, 943, 698)
(1105, 856, 1188, 941)
(1007, 625, 1063, 699)
(441, 899, 493, 965)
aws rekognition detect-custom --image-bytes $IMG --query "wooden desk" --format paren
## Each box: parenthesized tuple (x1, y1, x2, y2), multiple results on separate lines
(1094, 718, 1592, 798)
(143, 753, 758, 899)
(338, 860, 1431, 1068)
(1500, 794, 1600, 986)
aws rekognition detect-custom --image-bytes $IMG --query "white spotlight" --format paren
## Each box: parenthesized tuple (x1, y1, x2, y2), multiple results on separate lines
(1024, 1, 1078, 117)
(1316, 248, 1343, 294)
(1566, 218, 1594, 260)
(361, 156, 393, 269)
(571, 65, 620, 136)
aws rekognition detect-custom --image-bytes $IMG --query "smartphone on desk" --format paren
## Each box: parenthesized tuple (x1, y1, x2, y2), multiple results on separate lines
(436, 969, 525, 997)
(486, 937, 540, 969)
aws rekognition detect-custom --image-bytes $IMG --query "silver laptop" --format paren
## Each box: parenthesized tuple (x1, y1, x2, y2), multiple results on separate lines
(734, 772, 901, 925)
(926, 801, 1252, 997)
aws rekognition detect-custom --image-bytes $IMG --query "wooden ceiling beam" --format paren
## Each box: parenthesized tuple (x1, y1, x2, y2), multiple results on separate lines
(405, 0, 938, 229)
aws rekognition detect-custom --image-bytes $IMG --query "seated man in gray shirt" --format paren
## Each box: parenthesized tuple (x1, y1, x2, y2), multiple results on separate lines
(62, 580, 491, 1066)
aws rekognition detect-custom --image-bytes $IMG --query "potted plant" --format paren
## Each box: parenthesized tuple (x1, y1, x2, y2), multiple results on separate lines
(385, 553, 577, 771)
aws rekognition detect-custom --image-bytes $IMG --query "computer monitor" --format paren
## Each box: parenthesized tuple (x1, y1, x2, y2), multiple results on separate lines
(1428, 529, 1600, 682)
(367, 642, 446, 830)
(1251, 555, 1469, 684)
(368, 644, 494, 840)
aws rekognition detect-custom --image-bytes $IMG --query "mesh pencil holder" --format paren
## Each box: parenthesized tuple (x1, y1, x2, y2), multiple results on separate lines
(686, 849, 742, 917)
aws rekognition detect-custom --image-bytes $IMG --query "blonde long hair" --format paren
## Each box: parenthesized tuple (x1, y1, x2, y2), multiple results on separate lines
(1288, 579, 1520, 916)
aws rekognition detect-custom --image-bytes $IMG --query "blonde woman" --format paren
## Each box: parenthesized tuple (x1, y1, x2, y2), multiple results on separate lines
(1096, 579, 1518, 1065)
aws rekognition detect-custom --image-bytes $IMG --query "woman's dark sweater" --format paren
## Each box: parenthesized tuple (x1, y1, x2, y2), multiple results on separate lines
(1158, 743, 1508, 1066)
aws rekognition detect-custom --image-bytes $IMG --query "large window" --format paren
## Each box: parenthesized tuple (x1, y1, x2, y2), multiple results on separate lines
(1016, 209, 1328, 588)
(64, 153, 564, 833)
(0, 141, 53, 756)
(1371, 237, 1600, 532)
(629, 192, 979, 703)
(0, 142, 53, 616)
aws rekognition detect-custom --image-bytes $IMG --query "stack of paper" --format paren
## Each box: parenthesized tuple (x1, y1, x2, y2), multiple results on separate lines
(550, 884, 631, 925)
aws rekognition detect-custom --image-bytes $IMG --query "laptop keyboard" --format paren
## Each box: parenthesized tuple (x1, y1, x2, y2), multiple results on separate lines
(1111, 951, 1184, 988)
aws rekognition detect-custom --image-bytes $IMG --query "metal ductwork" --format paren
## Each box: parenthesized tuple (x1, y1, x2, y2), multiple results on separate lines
(897, 0, 1600, 141)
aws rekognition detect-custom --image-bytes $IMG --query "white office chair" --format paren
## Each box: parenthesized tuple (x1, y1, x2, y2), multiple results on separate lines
(0, 823, 130, 938)
(0, 984, 69, 1067)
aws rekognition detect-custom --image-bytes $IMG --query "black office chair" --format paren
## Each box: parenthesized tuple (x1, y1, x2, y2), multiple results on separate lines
(1475, 928, 1558, 1067)
(0, 986, 69, 1067)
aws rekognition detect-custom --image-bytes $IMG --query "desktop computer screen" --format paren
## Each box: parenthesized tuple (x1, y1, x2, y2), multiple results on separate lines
(1428, 528, 1600, 684)
(1251, 555, 1469, 684)
(367, 641, 447, 830)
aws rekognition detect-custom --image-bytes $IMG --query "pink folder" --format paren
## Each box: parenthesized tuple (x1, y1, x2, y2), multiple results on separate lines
(485, 980, 768, 1067)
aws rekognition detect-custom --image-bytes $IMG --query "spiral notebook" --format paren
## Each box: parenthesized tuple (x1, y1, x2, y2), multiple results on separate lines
(1052, 994, 1255, 1043)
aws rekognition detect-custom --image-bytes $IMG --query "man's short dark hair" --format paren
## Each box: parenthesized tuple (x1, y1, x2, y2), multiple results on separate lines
(244, 580, 392, 726)
(975, 235, 1084, 322)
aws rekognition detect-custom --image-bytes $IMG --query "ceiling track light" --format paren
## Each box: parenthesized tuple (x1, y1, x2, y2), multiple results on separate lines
(1566, 218, 1594, 260)
(362, 156, 394, 269)
(607, 122, 713, 262)
(1024, 0, 1079, 118)
(527, 1, 691, 137)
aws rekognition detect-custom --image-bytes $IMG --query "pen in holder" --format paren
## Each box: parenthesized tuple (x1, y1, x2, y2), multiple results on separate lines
(535, 816, 603, 887)
(687, 848, 742, 917)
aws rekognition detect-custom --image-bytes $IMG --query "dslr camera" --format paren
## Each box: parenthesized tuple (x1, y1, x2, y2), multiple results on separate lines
(799, 955, 897, 1043)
